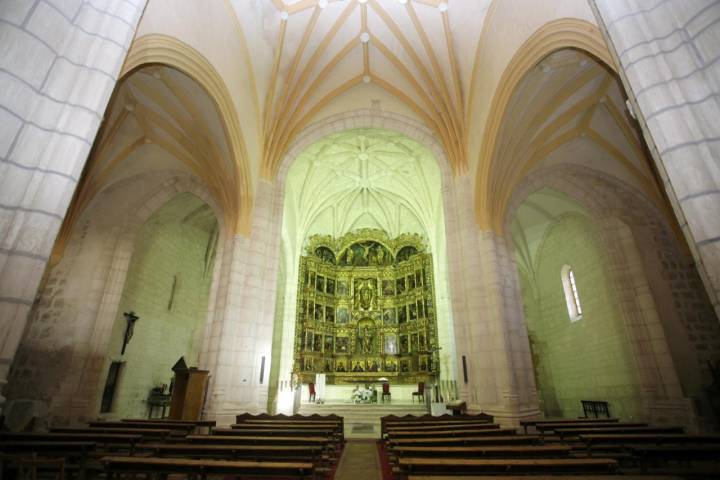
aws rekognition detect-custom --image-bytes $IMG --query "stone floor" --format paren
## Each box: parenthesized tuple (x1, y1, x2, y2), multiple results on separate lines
(334, 440, 382, 480)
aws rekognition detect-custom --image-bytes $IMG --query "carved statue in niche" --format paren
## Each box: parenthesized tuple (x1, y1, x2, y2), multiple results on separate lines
(357, 319, 375, 354)
(354, 278, 377, 310)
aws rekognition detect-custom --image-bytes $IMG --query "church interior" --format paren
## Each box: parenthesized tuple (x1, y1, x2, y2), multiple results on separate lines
(1, 0, 720, 477)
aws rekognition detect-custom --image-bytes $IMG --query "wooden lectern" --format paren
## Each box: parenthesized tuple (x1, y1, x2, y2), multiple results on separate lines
(168, 357, 209, 421)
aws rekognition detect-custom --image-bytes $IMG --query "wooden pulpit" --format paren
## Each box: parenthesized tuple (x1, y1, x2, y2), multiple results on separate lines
(168, 357, 209, 421)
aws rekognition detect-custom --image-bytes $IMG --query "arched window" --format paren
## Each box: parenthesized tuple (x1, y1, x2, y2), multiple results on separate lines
(561, 265, 583, 322)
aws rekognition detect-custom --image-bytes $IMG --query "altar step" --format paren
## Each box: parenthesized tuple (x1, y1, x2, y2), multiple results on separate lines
(298, 401, 428, 439)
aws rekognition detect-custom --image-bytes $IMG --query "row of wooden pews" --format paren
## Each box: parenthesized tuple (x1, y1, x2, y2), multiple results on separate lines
(0, 414, 343, 479)
(526, 417, 720, 476)
(383, 413, 619, 477)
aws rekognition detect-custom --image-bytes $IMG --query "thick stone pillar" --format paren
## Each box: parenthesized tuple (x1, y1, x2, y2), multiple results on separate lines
(590, 0, 720, 316)
(448, 178, 540, 425)
(0, 0, 146, 404)
(202, 181, 283, 424)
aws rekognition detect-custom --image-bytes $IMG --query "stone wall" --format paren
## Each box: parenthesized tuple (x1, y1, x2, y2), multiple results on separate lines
(0, 0, 146, 402)
(103, 193, 216, 419)
(524, 214, 642, 420)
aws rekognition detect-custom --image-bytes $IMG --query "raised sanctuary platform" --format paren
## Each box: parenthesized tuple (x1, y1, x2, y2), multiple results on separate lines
(299, 400, 427, 439)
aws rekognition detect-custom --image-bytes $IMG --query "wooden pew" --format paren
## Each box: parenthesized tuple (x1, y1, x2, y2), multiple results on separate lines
(387, 427, 516, 439)
(627, 444, 720, 473)
(407, 475, 683, 480)
(185, 434, 331, 447)
(51, 426, 173, 442)
(216, 427, 336, 437)
(555, 425, 684, 442)
(0, 441, 96, 480)
(381, 413, 493, 436)
(388, 435, 539, 447)
(392, 444, 572, 458)
(397, 457, 618, 475)
(521, 417, 619, 434)
(101, 455, 314, 479)
(121, 418, 216, 434)
(0, 432, 142, 455)
(139, 442, 324, 463)
(235, 414, 345, 443)
(90, 420, 195, 436)
(388, 423, 501, 433)
(579, 433, 720, 453)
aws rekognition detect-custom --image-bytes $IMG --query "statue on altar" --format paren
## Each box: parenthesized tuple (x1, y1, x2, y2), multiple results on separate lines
(354, 278, 376, 310)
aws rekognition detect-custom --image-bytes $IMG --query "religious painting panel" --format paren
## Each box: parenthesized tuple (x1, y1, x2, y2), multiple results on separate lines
(417, 299, 424, 318)
(383, 308, 396, 325)
(396, 277, 405, 294)
(411, 333, 419, 352)
(400, 334, 409, 354)
(398, 305, 407, 324)
(313, 334, 322, 352)
(337, 280, 348, 296)
(419, 331, 426, 351)
(307, 301, 314, 320)
(335, 358, 347, 372)
(305, 331, 314, 351)
(324, 334, 334, 353)
(326, 306, 335, 323)
(385, 359, 398, 372)
(336, 307, 349, 325)
(314, 303, 323, 322)
(316, 275, 325, 292)
(409, 303, 417, 320)
(324, 358, 334, 373)
(327, 278, 335, 295)
(415, 270, 422, 287)
(382, 279, 395, 296)
(384, 333, 398, 354)
(409, 274, 416, 290)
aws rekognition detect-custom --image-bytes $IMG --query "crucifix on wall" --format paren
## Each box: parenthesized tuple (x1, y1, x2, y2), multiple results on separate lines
(121, 311, 139, 355)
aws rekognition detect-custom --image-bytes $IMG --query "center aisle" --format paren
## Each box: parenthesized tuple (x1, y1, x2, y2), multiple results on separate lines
(334, 440, 382, 480)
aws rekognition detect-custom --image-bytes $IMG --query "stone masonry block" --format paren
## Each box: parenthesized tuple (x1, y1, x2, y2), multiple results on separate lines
(0, 25, 56, 90)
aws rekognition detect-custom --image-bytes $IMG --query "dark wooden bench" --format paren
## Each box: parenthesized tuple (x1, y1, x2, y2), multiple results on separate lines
(381, 413, 493, 436)
(521, 417, 619, 434)
(0, 441, 96, 480)
(556, 425, 684, 442)
(387, 427, 515, 439)
(386, 422, 501, 434)
(139, 442, 324, 462)
(121, 418, 216, 433)
(398, 457, 618, 475)
(391, 444, 572, 458)
(0, 432, 142, 455)
(51, 426, 173, 441)
(578, 433, 720, 457)
(101, 455, 314, 479)
(407, 475, 683, 480)
(90, 420, 194, 436)
(626, 444, 720, 473)
(236, 414, 345, 442)
(388, 435, 539, 447)
(185, 434, 331, 447)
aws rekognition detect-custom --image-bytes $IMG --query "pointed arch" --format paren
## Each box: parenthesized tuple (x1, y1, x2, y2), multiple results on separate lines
(122, 34, 254, 234)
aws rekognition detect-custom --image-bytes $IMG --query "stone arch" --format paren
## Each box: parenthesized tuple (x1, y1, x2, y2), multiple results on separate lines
(268, 110, 464, 409)
(476, 18, 616, 231)
(505, 164, 706, 425)
(122, 34, 253, 234)
(47, 173, 226, 421)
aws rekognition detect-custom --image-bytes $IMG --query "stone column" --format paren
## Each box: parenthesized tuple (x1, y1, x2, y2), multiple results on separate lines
(0, 0, 146, 405)
(590, 0, 720, 317)
(202, 181, 283, 424)
(448, 177, 540, 424)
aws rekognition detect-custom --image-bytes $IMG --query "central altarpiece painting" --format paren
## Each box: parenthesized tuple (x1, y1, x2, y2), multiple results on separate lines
(294, 229, 439, 384)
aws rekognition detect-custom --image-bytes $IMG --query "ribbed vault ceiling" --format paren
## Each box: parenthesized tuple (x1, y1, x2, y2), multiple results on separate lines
(284, 128, 442, 247)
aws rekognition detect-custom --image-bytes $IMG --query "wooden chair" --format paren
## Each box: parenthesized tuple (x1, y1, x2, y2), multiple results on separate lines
(308, 382, 316, 402)
(382, 383, 391, 402)
(412, 382, 425, 403)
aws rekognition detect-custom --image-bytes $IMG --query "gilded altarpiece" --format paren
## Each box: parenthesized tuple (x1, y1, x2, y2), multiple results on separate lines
(294, 230, 439, 384)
